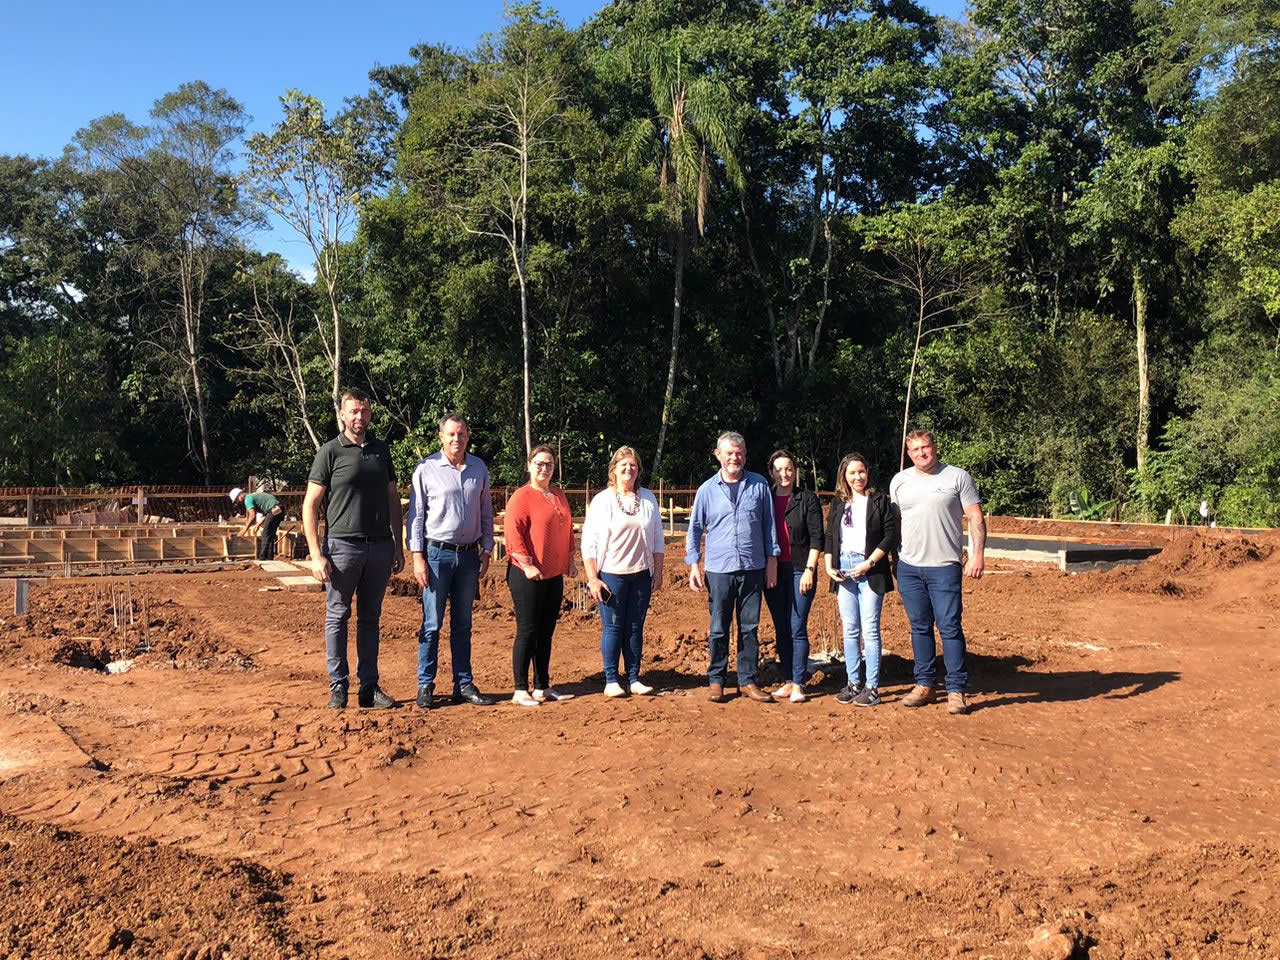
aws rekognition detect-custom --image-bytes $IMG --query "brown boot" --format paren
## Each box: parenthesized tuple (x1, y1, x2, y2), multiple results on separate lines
(947, 691, 969, 715)
(901, 685, 935, 708)
(741, 684, 775, 703)
(708, 683, 726, 703)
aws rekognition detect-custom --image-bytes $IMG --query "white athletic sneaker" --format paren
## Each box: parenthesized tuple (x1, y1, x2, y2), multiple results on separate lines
(629, 680, 655, 696)
(512, 690, 540, 707)
(604, 682, 628, 698)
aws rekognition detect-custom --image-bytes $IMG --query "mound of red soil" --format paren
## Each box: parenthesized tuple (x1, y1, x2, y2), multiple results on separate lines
(1151, 529, 1274, 573)
(0, 814, 307, 959)
(1091, 530, 1276, 598)
(0, 587, 257, 671)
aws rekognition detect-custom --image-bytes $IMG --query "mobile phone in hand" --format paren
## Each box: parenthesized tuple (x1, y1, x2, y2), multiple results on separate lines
(599, 584, 614, 605)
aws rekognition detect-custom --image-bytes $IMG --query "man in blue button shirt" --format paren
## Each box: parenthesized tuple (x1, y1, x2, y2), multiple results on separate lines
(406, 414, 496, 709)
(686, 431, 780, 703)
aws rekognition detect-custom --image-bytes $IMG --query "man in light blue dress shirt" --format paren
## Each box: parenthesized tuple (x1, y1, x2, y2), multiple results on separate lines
(406, 414, 496, 708)
(685, 431, 780, 703)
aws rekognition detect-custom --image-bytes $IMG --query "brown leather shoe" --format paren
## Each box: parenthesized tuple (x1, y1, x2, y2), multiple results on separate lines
(901, 685, 935, 708)
(741, 684, 775, 703)
(708, 683, 726, 703)
(947, 691, 969, 715)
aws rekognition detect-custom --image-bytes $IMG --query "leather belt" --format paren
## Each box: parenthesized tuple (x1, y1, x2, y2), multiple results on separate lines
(429, 539, 480, 552)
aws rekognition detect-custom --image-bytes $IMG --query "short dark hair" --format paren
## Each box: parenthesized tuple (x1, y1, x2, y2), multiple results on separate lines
(439, 413, 469, 432)
(528, 444, 556, 465)
(341, 388, 371, 406)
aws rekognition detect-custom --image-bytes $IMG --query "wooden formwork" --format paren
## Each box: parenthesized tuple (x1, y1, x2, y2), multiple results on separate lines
(0, 529, 258, 575)
(0, 524, 239, 541)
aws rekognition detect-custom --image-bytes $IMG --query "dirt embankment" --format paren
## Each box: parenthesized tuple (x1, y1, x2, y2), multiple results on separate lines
(0, 585, 258, 672)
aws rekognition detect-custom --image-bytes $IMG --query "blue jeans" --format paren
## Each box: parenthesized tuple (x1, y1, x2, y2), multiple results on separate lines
(837, 552, 884, 690)
(764, 562, 817, 685)
(417, 544, 480, 689)
(598, 570, 653, 684)
(323, 537, 394, 691)
(705, 569, 764, 687)
(897, 560, 967, 692)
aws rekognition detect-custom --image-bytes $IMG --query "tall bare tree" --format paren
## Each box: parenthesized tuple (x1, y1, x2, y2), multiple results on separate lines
(74, 82, 253, 481)
(227, 255, 325, 450)
(403, 5, 575, 458)
(245, 91, 382, 418)
(861, 198, 994, 468)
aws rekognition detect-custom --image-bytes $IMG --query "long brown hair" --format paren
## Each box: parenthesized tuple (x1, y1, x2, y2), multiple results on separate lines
(834, 452, 876, 500)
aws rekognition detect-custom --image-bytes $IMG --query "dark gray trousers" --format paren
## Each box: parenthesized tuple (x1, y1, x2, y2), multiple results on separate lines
(324, 537, 394, 691)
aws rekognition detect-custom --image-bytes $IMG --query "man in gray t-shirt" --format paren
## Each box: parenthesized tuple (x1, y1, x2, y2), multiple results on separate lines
(889, 430, 986, 715)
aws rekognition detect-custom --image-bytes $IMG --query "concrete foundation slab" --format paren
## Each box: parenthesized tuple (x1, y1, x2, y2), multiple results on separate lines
(979, 532, 1161, 571)
(255, 560, 298, 573)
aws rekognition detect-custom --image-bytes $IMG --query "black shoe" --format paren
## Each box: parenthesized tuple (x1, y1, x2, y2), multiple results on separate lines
(853, 687, 881, 707)
(416, 683, 434, 709)
(455, 683, 494, 706)
(327, 682, 348, 709)
(835, 684, 860, 705)
(358, 686, 397, 709)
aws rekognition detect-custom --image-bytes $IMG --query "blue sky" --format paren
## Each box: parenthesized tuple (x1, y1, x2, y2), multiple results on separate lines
(2, 0, 967, 269)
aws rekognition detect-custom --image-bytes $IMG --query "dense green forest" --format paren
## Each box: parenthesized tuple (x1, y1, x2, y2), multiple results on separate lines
(2, 0, 1277, 524)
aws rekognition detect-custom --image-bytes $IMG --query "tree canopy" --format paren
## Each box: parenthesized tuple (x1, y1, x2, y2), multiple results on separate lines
(2, 0, 1277, 525)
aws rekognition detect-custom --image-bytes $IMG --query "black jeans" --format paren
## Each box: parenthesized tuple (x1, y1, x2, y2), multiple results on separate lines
(257, 510, 284, 560)
(506, 568, 564, 691)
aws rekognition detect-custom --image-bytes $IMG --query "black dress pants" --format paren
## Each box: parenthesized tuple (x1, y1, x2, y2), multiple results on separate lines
(258, 510, 285, 560)
(506, 569, 564, 691)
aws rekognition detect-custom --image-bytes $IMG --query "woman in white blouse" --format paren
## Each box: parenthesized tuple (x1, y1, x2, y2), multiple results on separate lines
(823, 452, 899, 707)
(581, 446, 666, 697)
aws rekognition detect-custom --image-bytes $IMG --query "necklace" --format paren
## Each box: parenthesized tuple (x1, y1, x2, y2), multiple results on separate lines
(533, 484, 566, 519)
(615, 490, 640, 516)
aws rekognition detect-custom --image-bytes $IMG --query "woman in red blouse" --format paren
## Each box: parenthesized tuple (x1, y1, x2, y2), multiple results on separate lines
(504, 444, 578, 706)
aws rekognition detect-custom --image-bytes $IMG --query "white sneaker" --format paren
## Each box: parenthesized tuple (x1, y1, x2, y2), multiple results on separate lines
(772, 682, 794, 698)
(629, 680, 655, 696)
(604, 682, 628, 698)
(534, 688, 575, 702)
(789, 687, 807, 703)
(512, 690, 540, 707)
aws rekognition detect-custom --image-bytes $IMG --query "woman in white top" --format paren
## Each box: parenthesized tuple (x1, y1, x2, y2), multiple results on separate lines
(822, 452, 899, 707)
(581, 446, 666, 697)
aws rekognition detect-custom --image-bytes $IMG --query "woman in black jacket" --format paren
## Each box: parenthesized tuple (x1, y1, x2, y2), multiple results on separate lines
(764, 449, 825, 703)
(824, 452, 899, 707)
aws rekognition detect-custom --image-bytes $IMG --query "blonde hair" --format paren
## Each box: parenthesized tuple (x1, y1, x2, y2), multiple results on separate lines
(607, 446, 643, 490)
(905, 429, 935, 447)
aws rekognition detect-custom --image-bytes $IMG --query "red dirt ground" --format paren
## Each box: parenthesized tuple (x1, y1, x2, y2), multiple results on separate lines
(1, 524, 1278, 958)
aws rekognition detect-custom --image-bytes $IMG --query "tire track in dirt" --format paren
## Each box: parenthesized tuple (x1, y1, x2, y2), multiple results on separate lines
(5, 665, 1280, 886)
(3, 551, 1280, 895)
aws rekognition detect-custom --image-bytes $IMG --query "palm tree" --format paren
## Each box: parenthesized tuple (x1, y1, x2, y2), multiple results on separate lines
(618, 33, 743, 476)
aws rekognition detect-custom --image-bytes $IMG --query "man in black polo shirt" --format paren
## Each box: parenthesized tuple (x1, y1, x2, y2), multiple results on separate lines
(303, 388, 405, 709)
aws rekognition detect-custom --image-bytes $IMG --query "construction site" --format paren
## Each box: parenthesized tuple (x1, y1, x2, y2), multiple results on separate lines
(1, 487, 1278, 958)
